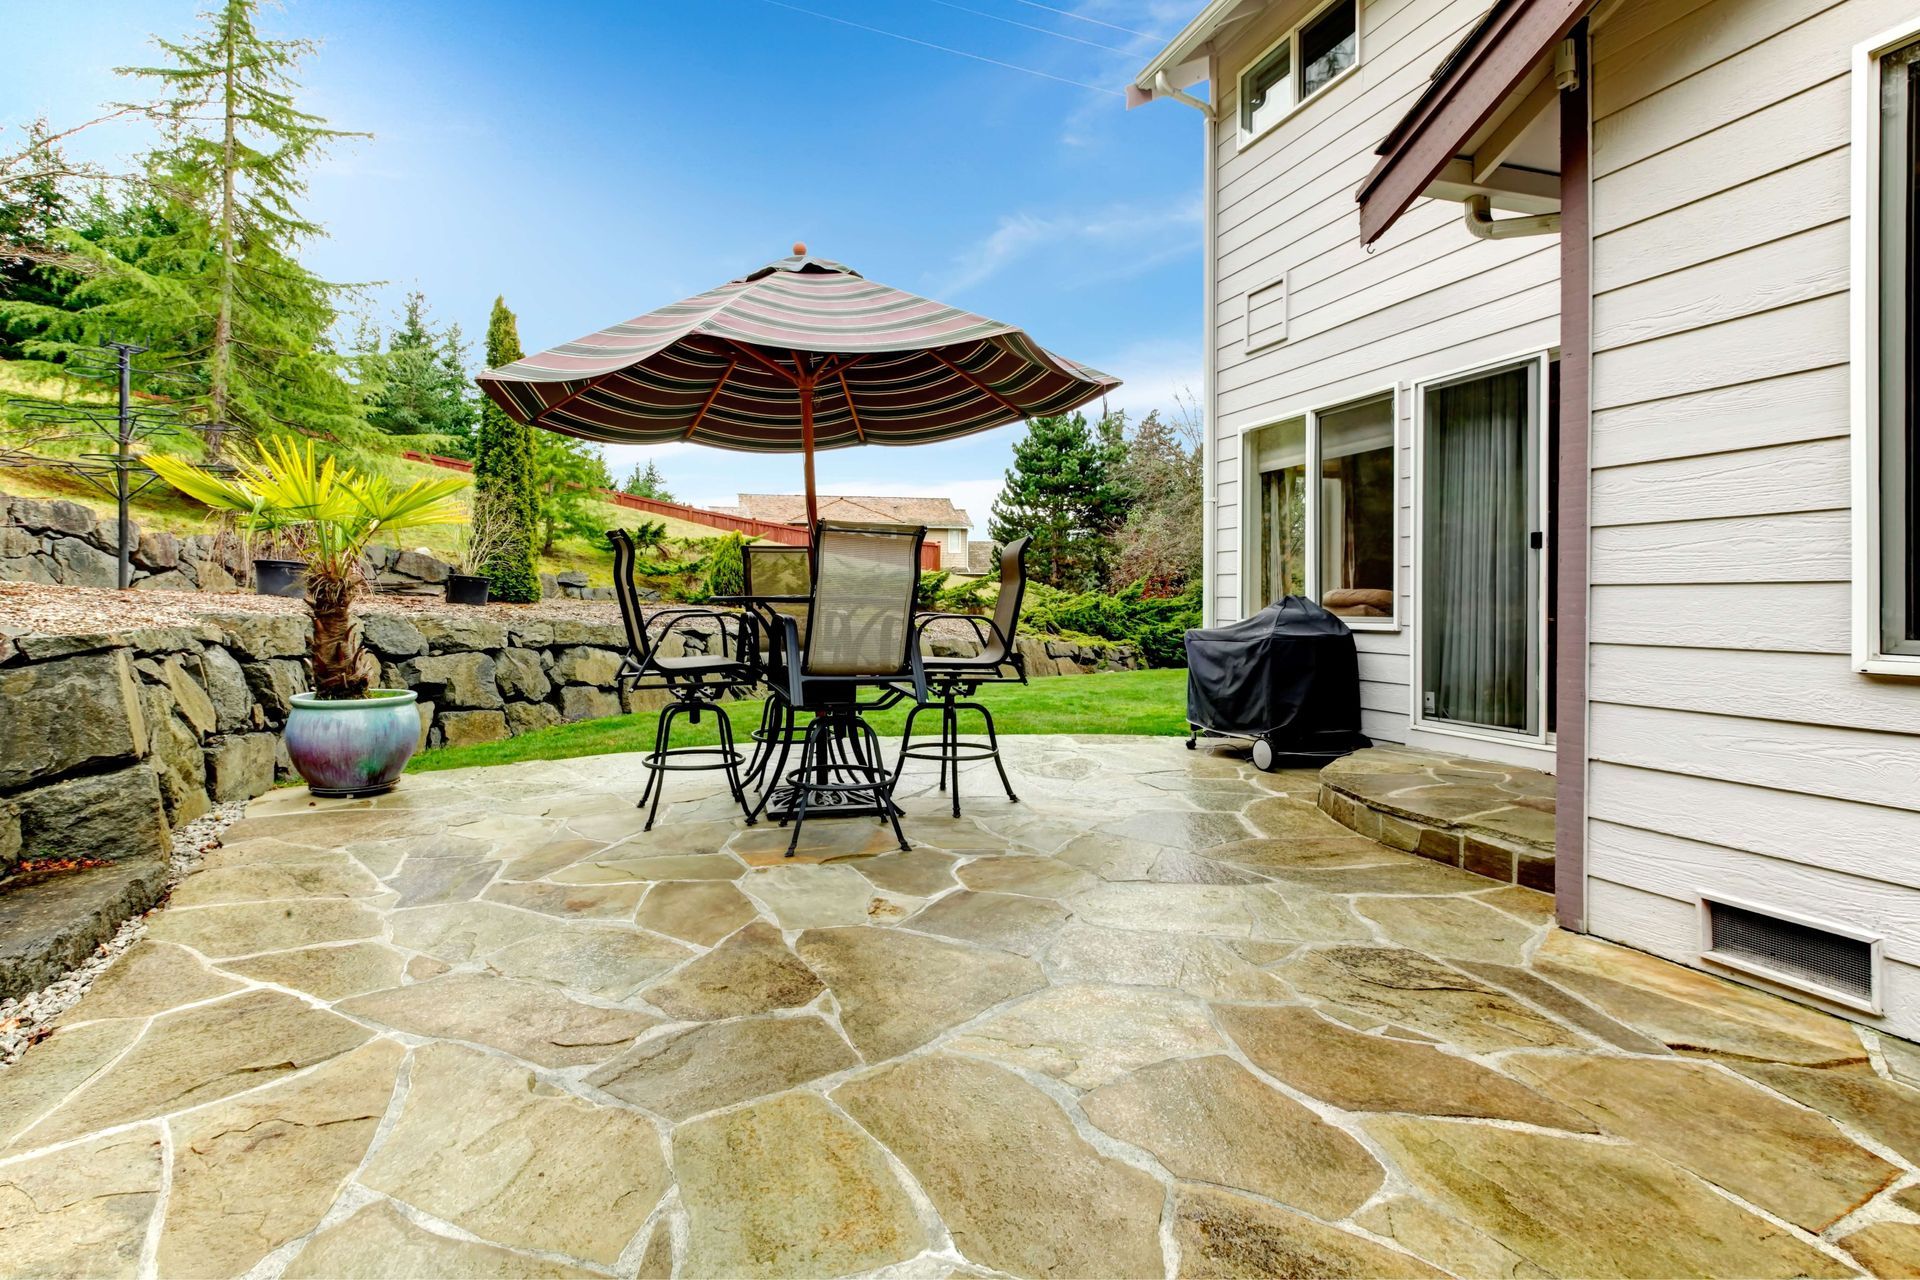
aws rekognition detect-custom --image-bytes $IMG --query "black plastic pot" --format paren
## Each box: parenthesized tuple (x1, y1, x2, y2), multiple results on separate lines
(253, 558, 306, 598)
(445, 573, 490, 606)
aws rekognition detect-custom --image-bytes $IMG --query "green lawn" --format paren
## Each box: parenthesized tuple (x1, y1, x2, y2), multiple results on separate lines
(407, 667, 1190, 773)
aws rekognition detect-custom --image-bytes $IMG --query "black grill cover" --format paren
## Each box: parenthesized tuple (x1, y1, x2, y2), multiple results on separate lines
(1185, 596, 1370, 759)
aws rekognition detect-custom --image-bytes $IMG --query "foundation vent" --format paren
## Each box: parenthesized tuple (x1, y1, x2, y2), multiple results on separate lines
(1704, 899, 1875, 1006)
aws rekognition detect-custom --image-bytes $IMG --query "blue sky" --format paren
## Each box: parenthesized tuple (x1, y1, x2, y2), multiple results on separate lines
(6, 0, 1204, 532)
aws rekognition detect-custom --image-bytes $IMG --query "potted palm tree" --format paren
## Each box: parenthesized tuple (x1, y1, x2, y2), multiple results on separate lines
(147, 439, 468, 796)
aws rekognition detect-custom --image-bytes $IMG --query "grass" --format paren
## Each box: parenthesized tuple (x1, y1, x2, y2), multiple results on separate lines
(406, 667, 1190, 773)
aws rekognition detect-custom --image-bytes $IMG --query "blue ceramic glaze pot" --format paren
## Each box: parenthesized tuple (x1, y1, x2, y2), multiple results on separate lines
(284, 689, 421, 797)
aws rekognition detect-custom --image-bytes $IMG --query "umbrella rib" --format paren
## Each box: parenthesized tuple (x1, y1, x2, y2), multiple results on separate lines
(927, 349, 1027, 419)
(814, 352, 870, 383)
(530, 378, 603, 427)
(836, 370, 867, 443)
(684, 355, 741, 440)
(723, 339, 800, 387)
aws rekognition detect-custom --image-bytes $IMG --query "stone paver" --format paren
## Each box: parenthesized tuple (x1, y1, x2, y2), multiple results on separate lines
(0, 735, 1912, 1278)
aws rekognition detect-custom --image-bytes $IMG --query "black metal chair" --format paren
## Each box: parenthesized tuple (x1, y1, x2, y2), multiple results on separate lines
(738, 541, 812, 788)
(756, 522, 927, 855)
(607, 528, 759, 831)
(892, 535, 1032, 817)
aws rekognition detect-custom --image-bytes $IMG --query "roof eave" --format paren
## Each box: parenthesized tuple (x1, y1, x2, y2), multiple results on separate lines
(1128, 0, 1264, 108)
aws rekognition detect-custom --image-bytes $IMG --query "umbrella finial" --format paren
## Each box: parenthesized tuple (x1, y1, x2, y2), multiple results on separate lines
(792, 241, 807, 256)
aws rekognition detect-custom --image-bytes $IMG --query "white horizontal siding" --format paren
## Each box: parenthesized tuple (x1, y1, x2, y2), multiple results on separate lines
(1587, 0, 1920, 1041)
(1203, 0, 1557, 757)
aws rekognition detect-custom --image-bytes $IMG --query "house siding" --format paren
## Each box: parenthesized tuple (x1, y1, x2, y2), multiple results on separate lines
(1586, 0, 1920, 1039)
(1207, 0, 1561, 766)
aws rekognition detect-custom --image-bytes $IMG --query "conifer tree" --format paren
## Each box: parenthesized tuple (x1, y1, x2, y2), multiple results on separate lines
(360, 291, 475, 453)
(988, 407, 1130, 589)
(473, 296, 540, 601)
(122, 0, 364, 439)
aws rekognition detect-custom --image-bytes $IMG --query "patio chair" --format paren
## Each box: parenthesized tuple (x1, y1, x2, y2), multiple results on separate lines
(891, 536, 1031, 817)
(756, 522, 928, 855)
(739, 541, 812, 786)
(608, 528, 759, 832)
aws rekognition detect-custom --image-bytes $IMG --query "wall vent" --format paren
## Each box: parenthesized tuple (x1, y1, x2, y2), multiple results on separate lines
(1701, 897, 1878, 1011)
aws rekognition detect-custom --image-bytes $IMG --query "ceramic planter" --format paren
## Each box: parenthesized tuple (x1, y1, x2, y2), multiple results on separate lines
(284, 689, 421, 797)
(253, 558, 307, 598)
(445, 573, 490, 606)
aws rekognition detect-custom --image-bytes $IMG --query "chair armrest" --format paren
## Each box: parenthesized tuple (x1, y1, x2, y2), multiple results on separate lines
(650, 607, 753, 665)
(913, 611, 1011, 656)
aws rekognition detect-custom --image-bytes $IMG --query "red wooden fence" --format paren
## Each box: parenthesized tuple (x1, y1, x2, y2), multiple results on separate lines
(401, 451, 943, 567)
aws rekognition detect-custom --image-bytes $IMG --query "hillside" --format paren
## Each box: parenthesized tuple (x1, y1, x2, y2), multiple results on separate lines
(0, 359, 715, 587)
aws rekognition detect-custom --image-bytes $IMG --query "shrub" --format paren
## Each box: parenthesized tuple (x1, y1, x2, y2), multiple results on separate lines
(1020, 580, 1200, 668)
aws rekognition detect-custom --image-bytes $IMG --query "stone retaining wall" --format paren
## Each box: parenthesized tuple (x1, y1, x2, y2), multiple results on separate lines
(1, 605, 1143, 865)
(0, 492, 613, 600)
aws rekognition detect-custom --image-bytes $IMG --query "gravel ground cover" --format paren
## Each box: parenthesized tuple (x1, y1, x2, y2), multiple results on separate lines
(0, 801, 244, 1065)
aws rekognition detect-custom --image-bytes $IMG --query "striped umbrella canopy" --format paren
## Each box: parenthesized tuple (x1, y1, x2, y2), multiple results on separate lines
(475, 248, 1120, 526)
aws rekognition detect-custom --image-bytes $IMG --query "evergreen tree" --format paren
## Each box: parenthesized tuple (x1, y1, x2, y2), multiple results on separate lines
(621, 459, 674, 502)
(0, 121, 80, 359)
(534, 431, 612, 553)
(1110, 405, 1204, 594)
(473, 296, 539, 601)
(988, 407, 1130, 589)
(112, 0, 363, 442)
(359, 291, 476, 454)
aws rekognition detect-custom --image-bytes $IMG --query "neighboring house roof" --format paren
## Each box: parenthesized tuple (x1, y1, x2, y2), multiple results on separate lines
(727, 493, 973, 529)
(1357, 0, 1593, 243)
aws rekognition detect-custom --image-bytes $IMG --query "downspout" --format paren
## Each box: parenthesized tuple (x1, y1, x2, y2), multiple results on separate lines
(1463, 194, 1560, 239)
(1198, 59, 1220, 628)
(1156, 70, 1217, 120)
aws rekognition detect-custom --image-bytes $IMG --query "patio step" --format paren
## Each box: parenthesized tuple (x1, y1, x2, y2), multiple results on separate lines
(1316, 746, 1555, 892)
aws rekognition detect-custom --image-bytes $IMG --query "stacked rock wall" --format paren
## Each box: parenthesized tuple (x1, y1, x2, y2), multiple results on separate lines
(0, 493, 614, 600)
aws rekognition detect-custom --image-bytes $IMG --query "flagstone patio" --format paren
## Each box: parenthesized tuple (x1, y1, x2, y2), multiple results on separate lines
(3, 735, 1919, 1279)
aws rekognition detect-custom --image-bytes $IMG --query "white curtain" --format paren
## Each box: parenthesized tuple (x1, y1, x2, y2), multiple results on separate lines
(1423, 367, 1532, 731)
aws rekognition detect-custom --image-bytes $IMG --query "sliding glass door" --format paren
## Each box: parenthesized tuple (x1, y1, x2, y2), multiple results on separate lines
(1418, 358, 1545, 737)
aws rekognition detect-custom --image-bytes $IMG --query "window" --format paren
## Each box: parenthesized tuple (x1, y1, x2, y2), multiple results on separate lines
(1238, 0, 1359, 144)
(1414, 356, 1551, 741)
(1856, 23, 1920, 671)
(1247, 391, 1397, 627)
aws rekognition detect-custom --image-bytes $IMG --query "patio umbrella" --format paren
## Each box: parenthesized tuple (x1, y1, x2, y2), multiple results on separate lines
(474, 246, 1120, 527)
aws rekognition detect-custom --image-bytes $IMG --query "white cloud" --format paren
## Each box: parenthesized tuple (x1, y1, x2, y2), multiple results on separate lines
(1088, 335, 1202, 425)
(936, 195, 1201, 295)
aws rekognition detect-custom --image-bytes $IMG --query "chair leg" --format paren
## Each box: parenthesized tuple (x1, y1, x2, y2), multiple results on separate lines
(785, 719, 823, 857)
(944, 697, 961, 819)
(964, 699, 1019, 804)
(643, 703, 685, 832)
(748, 704, 797, 823)
(637, 702, 672, 810)
(890, 703, 926, 792)
(743, 698, 778, 784)
(937, 699, 953, 793)
(715, 705, 754, 825)
(857, 718, 910, 850)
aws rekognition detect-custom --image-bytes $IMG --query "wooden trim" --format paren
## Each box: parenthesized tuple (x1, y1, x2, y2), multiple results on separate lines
(1357, 0, 1591, 245)
(836, 370, 867, 443)
(683, 355, 740, 439)
(1553, 22, 1590, 933)
(928, 349, 1028, 418)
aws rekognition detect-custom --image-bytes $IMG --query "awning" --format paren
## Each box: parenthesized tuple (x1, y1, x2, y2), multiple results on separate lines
(1355, 0, 1594, 244)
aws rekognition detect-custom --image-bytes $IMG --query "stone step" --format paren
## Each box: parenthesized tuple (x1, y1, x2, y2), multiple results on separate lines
(1315, 746, 1555, 892)
(0, 857, 167, 1000)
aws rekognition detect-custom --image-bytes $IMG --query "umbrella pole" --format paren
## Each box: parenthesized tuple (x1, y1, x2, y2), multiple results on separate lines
(801, 378, 818, 528)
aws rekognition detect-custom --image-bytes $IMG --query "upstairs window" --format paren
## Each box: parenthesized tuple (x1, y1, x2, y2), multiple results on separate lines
(1854, 21, 1920, 672)
(1238, 0, 1359, 145)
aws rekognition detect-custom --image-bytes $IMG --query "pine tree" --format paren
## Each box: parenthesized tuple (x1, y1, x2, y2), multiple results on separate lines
(474, 296, 540, 601)
(621, 459, 674, 502)
(360, 291, 476, 453)
(988, 407, 1130, 589)
(118, 0, 365, 439)
(534, 431, 611, 553)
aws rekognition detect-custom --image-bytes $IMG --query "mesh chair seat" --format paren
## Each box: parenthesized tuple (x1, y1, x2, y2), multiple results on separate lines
(755, 522, 928, 856)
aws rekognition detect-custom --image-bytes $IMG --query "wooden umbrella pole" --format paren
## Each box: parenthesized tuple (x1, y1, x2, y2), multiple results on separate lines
(801, 377, 818, 529)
